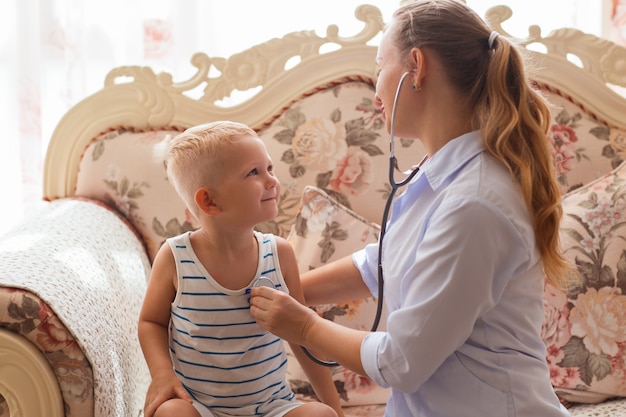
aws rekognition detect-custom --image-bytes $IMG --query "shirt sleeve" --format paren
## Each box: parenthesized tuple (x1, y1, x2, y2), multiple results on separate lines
(360, 196, 531, 393)
(352, 242, 380, 297)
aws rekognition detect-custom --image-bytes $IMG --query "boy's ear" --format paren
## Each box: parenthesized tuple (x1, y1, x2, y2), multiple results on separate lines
(195, 187, 219, 215)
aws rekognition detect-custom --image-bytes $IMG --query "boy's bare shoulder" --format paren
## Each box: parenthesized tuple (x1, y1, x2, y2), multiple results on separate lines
(273, 235, 296, 257)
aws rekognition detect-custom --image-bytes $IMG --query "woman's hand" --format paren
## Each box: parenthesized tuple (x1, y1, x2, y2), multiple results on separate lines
(251, 286, 369, 376)
(249, 286, 319, 345)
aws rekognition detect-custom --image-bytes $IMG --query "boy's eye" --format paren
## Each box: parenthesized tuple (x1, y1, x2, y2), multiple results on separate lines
(248, 168, 259, 176)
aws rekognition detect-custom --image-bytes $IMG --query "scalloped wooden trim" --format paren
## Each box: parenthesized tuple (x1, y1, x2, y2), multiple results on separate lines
(0, 328, 63, 417)
(485, 5, 626, 130)
(534, 81, 611, 127)
(43, 5, 383, 200)
(44, 4, 626, 201)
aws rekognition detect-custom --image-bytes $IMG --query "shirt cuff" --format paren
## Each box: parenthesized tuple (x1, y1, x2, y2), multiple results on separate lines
(361, 331, 390, 388)
(352, 245, 379, 297)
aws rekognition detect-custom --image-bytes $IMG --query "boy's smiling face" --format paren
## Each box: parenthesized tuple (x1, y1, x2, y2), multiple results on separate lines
(209, 134, 280, 226)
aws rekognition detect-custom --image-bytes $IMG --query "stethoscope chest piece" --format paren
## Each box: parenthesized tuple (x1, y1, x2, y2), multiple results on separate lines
(246, 276, 275, 294)
(252, 276, 274, 289)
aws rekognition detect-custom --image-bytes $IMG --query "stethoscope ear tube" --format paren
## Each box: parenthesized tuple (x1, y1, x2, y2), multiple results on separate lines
(301, 70, 425, 367)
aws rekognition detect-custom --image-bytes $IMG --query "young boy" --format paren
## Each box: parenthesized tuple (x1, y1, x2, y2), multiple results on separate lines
(138, 121, 343, 417)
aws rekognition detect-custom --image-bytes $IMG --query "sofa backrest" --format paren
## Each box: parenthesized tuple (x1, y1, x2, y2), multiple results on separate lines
(43, 4, 626, 263)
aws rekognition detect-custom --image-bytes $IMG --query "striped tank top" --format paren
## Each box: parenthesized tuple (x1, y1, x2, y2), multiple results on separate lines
(168, 231, 297, 416)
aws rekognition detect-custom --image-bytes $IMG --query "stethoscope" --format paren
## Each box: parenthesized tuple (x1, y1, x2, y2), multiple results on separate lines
(301, 70, 428, 367)
(247, 276, 276, 293)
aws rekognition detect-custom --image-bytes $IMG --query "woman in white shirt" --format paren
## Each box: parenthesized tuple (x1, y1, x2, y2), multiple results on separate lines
(250, 1, 574, 416)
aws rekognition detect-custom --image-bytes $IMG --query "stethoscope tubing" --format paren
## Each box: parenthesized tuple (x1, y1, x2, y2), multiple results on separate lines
(301, 71, 424, 367)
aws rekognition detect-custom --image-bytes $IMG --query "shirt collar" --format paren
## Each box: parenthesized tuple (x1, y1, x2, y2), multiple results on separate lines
(420, 130, 485, 191)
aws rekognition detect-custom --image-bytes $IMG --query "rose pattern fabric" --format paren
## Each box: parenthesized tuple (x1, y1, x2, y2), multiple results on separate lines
(570, 288, 626, 356)
(330, 147, 372, 196)
(550, 121, 581, 182)
(544, 94, 625, 195)
(542, 161, 626, 403)
(290, 117, 349, 172)
(0, 288, 93, 417)
(256, 81, 421, 238)
(285, 186, 388, 406)
(76, 128, 198, 262)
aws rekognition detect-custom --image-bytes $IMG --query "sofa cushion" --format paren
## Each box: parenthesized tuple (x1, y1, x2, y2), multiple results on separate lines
(542, 160, 626, 403)
(285, 186, 390, 406)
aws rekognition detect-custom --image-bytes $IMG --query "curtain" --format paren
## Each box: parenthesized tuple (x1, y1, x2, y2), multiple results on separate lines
(613, 0, 626, 45)
(0, 0, 615, 235)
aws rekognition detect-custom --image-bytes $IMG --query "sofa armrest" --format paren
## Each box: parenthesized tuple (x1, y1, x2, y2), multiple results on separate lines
(0, 198, 151, 417)
(0, 327, 63, 417)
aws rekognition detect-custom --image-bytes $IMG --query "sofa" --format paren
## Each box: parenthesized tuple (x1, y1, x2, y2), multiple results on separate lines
(1, 4, 626, 417)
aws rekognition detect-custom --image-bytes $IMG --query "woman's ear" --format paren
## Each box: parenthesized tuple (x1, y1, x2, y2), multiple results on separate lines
(195, 187, 219, 215)
(410, 47, 426, 86)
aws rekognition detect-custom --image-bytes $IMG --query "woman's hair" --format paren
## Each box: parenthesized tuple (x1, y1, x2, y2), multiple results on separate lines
(389, 0, 574, 289)
(166, 120, 257, 217)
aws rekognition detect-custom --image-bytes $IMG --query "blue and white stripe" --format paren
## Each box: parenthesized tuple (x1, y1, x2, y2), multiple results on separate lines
(167, 231, 296, 415)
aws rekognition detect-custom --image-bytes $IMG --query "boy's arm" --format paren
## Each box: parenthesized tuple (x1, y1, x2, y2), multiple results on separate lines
(138, 243, 193, 417)
(288, 341, 345, 416)
(275, 237, 345, 417)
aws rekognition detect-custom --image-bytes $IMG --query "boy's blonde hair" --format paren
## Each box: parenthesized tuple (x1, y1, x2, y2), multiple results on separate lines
(166, 121, 257, 217)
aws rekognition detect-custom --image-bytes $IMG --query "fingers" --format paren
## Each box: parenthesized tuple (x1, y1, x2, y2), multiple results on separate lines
(249, 287, 286, 331)
(249, 289, 269, 324)
(249, 287, 316, 346)
(144, 384, 193, 417)
(249, 286, 280, 316)
(249, 286, 277, 303)
(175, 385, 193, 403)
(144, 398, 157, 417)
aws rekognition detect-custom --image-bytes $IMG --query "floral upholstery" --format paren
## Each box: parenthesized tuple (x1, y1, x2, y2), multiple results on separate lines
(284, 186, 390, 407)
(75, 128, 199, 263)
(536, 87, 626, 407)
(543, 91, 625, 194)
(255, 80, 425, 232)
(543, 161, 626, 403)
(0, 288, 92, 417)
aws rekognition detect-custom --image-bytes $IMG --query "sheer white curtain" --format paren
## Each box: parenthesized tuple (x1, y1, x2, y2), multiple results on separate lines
(0, 0, 617, 235)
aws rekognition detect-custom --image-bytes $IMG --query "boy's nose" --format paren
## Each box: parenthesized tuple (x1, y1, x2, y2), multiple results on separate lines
(266, 177, 278, 189)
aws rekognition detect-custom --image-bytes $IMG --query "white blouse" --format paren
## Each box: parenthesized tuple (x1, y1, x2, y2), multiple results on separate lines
(354, 131, 570, 417)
